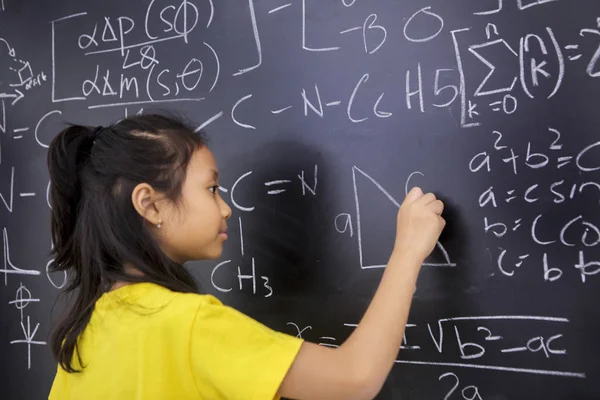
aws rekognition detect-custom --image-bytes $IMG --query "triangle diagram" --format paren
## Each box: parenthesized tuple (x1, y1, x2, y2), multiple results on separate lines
(352, 166, 456, 269)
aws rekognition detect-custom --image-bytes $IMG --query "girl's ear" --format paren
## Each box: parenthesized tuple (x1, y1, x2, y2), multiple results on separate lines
(131, 183, 162, 226)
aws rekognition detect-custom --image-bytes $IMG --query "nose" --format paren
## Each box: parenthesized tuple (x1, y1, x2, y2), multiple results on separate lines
(220, 195, 232, 220)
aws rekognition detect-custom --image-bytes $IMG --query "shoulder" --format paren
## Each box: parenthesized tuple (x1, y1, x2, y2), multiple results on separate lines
(142, 283, 288, 342)
(111, 282, 225, 324)
(151, 284, 224, 317)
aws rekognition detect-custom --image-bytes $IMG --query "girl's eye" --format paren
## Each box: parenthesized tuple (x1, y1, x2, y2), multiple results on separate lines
(209, 185, 220, 194)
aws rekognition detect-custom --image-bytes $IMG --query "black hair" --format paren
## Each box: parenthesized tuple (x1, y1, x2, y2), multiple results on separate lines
(47, 113, 206, 373)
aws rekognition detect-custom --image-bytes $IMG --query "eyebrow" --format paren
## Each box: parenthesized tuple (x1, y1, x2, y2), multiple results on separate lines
(210, 169, 219, 181)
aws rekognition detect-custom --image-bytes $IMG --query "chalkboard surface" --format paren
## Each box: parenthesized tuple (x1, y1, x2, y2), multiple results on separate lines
(1, 0, 599, 399)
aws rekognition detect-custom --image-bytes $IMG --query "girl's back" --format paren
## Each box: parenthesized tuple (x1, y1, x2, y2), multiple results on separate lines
(50, 282, 302, 399)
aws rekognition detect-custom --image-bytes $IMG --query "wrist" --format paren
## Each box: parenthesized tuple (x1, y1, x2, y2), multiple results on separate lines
(390, 245, 425, 266)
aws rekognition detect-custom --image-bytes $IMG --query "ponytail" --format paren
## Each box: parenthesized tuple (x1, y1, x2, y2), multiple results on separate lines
(47, 114, 204, 372)
(48, 125, 105, 372)
(48, 125, 94, 275)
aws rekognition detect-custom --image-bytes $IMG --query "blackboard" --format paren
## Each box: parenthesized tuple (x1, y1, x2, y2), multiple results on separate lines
(1, 0, 600, 399)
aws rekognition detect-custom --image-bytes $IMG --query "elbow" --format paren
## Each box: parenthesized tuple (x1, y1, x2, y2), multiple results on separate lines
(335, 345, 387, 400)
(362, 372, 385, 400)
(346, 365, 385, 400)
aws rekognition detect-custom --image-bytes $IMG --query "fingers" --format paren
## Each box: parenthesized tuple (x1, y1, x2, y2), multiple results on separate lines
(405, 186, 423, 203)
(406, 188, 445, 216)
(415, 192, 437, 206)
(428, 199, 445, 215)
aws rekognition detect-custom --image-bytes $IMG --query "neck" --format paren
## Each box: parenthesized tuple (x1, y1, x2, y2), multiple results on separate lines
(110, 263, 144, 291)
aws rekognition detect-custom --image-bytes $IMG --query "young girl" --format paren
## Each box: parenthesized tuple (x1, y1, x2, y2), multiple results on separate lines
(47, 114, 445, 400)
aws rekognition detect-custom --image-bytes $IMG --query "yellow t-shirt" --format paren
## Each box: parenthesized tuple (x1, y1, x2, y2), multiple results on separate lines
(49, 282, 303, 400)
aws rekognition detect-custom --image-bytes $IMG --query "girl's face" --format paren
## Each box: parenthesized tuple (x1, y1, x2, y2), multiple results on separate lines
(157, 146, 232, 263)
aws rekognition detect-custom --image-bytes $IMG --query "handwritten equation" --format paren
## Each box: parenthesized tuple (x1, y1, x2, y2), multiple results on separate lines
(287, 314, 584, 378)
(470, 126, 600, 283)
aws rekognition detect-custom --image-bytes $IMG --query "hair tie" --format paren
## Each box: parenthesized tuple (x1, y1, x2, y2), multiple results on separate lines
(92, 126, 104, 143)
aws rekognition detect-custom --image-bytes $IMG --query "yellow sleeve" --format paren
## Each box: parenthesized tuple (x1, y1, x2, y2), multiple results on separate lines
(189, 295, 304, 400)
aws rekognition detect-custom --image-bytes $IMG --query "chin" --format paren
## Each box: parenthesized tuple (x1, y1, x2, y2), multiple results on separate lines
(204, 247, 224, 260)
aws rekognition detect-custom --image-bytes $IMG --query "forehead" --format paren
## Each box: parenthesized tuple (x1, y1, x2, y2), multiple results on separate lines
(187, 146, 218, 179)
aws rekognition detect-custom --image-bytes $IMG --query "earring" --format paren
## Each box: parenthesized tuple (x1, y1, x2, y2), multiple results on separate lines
(156, 220, 162, 229)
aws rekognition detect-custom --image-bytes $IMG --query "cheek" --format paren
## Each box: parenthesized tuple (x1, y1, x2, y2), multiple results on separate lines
(184, 198, 222, 239)
(184, 201, 225, 259)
